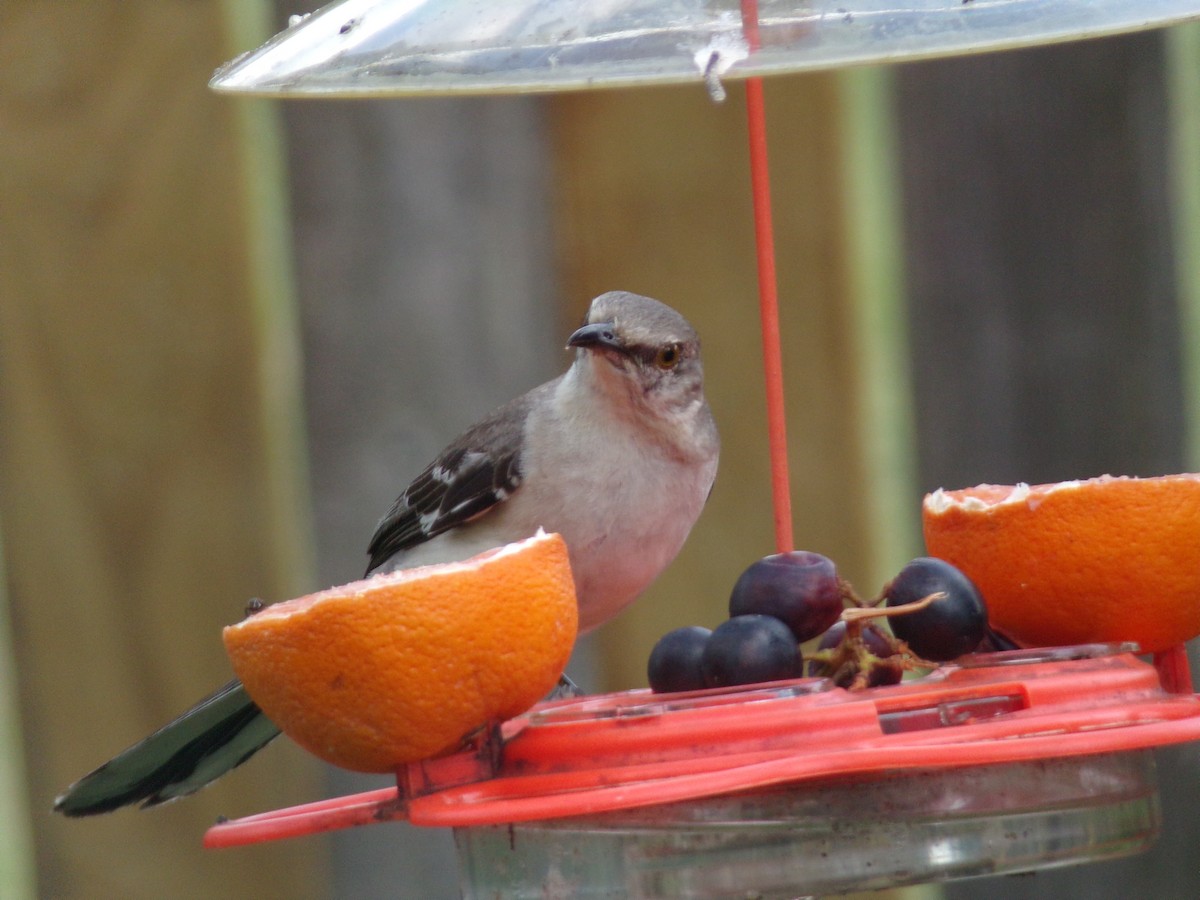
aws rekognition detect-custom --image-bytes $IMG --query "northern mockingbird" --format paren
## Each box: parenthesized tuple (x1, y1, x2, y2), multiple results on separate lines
(55, 291, 719, 815)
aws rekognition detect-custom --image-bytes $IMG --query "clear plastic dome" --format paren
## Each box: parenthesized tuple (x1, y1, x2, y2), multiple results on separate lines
(211, 0, 1200, 97)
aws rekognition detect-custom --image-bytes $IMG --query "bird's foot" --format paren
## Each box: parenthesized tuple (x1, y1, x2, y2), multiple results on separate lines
(545, 673, 585, 700)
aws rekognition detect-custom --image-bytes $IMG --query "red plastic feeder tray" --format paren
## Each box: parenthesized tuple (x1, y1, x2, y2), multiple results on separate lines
(206, 643, 1200, 897)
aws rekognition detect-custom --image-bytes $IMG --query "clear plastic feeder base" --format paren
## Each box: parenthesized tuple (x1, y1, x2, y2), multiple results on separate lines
(455, 751, 1158, 899)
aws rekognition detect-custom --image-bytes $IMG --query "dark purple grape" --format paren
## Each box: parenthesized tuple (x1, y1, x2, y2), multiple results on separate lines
(647, 626, 712, 693)
(700, 615, 802, 688)
(885, 557, 987, 661)
(728, 551, 844, 642)
(815, 620, 890, 654)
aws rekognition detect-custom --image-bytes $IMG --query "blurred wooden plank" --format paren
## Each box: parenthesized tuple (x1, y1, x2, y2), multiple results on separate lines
(0, 3, 325, 897)
(897, 32, 1186, 491)
(279, 92, 562, 899)
(546, 68, 930, 900)
(547, 72, 921, 691)
(893, 31, 1199, 900)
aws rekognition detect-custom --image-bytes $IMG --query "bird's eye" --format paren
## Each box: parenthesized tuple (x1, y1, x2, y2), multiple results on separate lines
(654, 345, 681, 369)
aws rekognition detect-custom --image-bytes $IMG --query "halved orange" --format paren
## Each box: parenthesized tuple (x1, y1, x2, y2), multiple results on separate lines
(922, 474, 1200, 653)
(223, 531, 578, 772)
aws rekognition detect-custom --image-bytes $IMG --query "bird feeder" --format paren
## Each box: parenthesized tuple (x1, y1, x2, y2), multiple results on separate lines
(207, 643, 1200, 895)
(205, 1, 1200, 896)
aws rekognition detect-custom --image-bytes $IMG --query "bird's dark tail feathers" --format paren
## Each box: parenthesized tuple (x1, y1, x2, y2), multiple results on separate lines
(53, 679, 280, 816)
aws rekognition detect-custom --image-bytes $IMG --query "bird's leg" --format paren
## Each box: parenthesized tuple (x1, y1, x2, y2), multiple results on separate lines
(546, 673, 584, 700)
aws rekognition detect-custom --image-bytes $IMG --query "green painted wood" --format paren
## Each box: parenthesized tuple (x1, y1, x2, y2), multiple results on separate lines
(837, 66, 922, 588)
(1168, 23, 1200, 469)
(0, 528, 35, 900)
(220, 0, 317, 599)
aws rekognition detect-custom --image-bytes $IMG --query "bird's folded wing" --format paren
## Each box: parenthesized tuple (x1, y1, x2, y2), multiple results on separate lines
(365, 387, 546, 573)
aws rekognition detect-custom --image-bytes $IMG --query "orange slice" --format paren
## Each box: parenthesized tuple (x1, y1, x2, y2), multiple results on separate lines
(922, 474, 1200, 653)
(223, 531, 577, 772)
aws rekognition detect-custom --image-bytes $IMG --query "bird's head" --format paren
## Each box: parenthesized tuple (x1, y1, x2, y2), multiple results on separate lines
(566, 291, 707, 423)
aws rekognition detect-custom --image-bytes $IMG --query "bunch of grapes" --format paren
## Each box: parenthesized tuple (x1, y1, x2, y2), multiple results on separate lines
(647, 552, 991, 694)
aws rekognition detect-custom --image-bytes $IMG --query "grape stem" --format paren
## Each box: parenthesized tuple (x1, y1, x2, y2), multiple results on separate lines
(840, 591, 947, 623)
(838, 592, 948, 675)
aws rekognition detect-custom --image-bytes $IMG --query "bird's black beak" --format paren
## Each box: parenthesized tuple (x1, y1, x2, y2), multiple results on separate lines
(567, 322, 624, 353)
